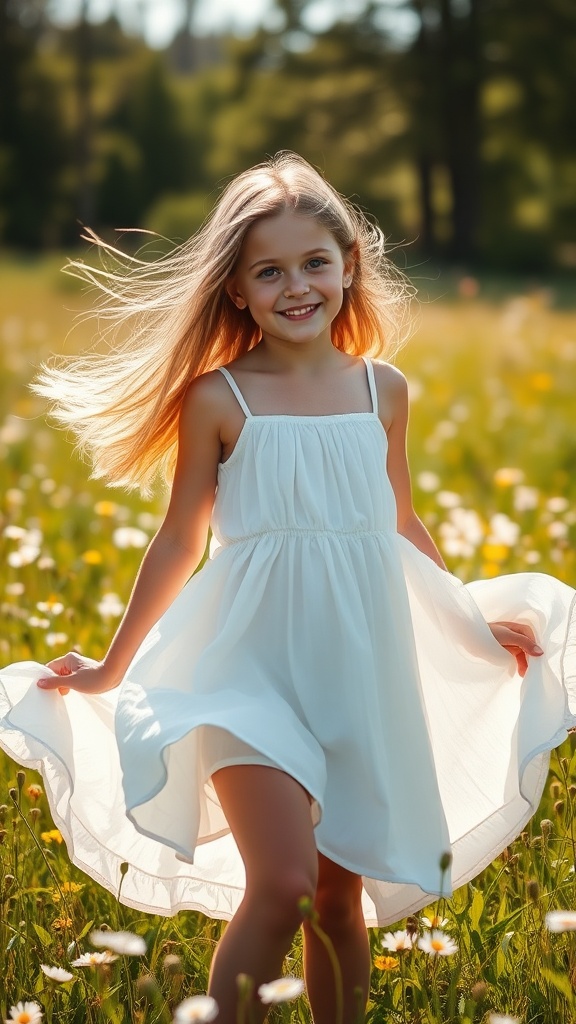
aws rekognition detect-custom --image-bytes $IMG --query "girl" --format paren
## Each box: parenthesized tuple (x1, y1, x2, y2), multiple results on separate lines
(0, 152, 575, 1023)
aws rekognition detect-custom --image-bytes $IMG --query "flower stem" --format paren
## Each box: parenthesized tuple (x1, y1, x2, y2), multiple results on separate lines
(299, 897, 343, 1024)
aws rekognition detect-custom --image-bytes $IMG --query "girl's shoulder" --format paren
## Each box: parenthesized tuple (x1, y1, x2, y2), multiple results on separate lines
(371, 358, 406, 387)
(180, 367, 241, 428)
(372, 359, 408, 400)
(370, 360, 409, 431)
(184, 365, 236, 402)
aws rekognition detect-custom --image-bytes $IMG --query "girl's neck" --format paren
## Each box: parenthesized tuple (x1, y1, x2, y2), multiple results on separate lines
(248, 337, 348, 375)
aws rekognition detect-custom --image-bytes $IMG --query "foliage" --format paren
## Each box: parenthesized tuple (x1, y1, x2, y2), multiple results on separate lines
(1, 2, 576, 266)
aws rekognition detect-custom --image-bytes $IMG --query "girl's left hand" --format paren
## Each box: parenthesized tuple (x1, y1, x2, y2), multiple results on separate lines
(488, 620, 543, 677)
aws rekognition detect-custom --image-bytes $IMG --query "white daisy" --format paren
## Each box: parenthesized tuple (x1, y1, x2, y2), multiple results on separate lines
(40, 964, 73, 983)
(488, 1015, 520, 1024)
(173, 995, 219, 1022)
(70, 951, 118, 967)
(90, 929, 146, 955)
(5, 1002, 43, 1024)
(112, 527, 149, 549)
(96, 593, 125, 619)
(545, 910, 576, 932)
(258, 977, 306, 1003)
(381, 929, 414, 952)
(418, 930, 458, 956)
(420, 914, 450, 930)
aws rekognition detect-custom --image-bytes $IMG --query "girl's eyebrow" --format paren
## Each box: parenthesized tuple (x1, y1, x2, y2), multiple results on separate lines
(248, 248, 333, 271)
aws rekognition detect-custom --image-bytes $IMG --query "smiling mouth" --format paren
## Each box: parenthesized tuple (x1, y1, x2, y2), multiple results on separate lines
(277, 304, 320, 319)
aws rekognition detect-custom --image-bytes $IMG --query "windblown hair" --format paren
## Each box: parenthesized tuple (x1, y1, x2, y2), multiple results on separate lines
(34, 151, 414, 494)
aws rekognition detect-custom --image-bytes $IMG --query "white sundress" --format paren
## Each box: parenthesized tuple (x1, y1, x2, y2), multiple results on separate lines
(0, 357, 575, 928)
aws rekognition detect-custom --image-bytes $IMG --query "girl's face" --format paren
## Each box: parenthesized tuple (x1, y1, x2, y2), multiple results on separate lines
(228, 210, 353, 349)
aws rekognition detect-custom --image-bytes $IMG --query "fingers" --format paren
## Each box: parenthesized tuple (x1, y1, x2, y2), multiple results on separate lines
(488, 621, 544, 677)
(503, 632, 542, 656)
(38, 664, 75, 691)
(45, 652, 81, 674)
(37, 674, 71, 691)
(494, 620, 536, 640)
(505, 624, 543, 654)
(39, 651, 84, 694)
(504, 646, 528, 677)
(490, 621, 543, 657)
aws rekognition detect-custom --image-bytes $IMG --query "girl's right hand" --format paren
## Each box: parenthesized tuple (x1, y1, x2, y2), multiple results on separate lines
(36, 652, 121, 696)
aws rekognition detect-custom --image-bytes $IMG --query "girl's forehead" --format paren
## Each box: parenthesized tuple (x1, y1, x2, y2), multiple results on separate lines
(240, 210, 340, 263)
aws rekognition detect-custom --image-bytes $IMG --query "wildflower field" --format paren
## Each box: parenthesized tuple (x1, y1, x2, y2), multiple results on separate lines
(1, 256, 576, 1023)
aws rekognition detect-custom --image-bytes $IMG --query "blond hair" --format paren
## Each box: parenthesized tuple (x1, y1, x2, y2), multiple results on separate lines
(34, 151, 414, 495)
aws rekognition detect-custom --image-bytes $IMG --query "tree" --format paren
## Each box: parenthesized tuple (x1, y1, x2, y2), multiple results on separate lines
(74, 0, 95, 226)
(0, 0, 70, 246)
(99, 54, 190, 225)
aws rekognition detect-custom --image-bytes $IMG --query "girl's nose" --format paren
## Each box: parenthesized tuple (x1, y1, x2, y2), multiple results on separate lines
(284, 279, 310, 298)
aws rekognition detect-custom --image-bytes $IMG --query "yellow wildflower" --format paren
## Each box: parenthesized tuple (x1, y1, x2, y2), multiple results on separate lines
(51, 881, 84, 902)
(41, 829, 63, 844)
(94, 500, 118, 516)
(482, 562, 501, 578)
(493, 467, 524, 487)
(481, 543, 509, 562)
(529, 372, 553, 391)
(52, 917, 73, 930)
(82, 550, 102, 565)
(374, 955, 399, 970)
(27, 784, 43, 802)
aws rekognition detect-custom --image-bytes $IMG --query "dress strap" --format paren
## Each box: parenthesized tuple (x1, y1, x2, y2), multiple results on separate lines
(362, 356, 379, 415)
(218, 367, 252, 418)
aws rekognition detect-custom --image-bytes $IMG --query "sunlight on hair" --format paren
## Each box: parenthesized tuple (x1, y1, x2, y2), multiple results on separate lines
(32, 152, 415, 495)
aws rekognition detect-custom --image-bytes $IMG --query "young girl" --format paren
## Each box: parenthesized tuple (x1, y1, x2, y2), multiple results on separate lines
(0, 152, 575, 1023)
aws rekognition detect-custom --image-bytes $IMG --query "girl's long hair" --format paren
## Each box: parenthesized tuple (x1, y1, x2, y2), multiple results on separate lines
(34, 151, 414, 495)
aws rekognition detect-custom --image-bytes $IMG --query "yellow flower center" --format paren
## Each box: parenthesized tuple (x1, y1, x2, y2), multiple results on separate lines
(17, 1015, 32, 1023)
(431, 940, 444, 951)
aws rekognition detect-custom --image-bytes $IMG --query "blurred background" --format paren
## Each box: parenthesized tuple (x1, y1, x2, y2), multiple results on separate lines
(2, 0, 576, 271)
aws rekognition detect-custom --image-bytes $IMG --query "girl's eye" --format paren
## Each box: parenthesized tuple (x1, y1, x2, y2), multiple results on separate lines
(258, 267, 279, 279)
(307, 258, 326, 269)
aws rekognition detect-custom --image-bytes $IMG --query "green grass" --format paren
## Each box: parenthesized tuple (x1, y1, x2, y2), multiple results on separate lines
(1, 257, 576, 1022)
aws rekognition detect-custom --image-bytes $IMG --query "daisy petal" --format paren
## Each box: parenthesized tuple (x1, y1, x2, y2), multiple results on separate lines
(258, 977, 305, 1003)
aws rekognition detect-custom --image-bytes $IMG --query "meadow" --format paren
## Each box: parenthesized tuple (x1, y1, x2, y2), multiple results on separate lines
(0, 255, 576, 1023)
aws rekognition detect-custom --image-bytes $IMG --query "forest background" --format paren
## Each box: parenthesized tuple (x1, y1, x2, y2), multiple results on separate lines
(2, 0, 576, 271)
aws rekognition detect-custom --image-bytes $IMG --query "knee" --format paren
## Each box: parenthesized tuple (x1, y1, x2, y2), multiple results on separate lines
(251, 868, 317, 936)
(312, 874, 364, 935)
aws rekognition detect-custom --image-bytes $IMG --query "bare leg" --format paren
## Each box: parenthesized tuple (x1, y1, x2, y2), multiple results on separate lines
(208, 765, 318, 1023)
(303, 853, 370, 1024)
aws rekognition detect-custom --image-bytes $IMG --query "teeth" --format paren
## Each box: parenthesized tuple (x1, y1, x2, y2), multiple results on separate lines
(282, 305, 316, 318)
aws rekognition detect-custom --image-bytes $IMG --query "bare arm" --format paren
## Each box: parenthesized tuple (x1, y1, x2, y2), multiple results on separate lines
(375, 363, 542, 676)
(38, 374, 223, 694)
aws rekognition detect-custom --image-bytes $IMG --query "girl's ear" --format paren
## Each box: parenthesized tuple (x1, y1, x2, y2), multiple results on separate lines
(343, 243, 358, 289)
(343, 265, 354, 289)
(226, 278, 248, 310)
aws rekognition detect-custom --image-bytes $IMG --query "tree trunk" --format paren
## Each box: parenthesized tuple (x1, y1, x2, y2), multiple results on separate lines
(412, 2, 436, 254)
(438, 0, 482, 261)
(75, 0, 95, 226)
